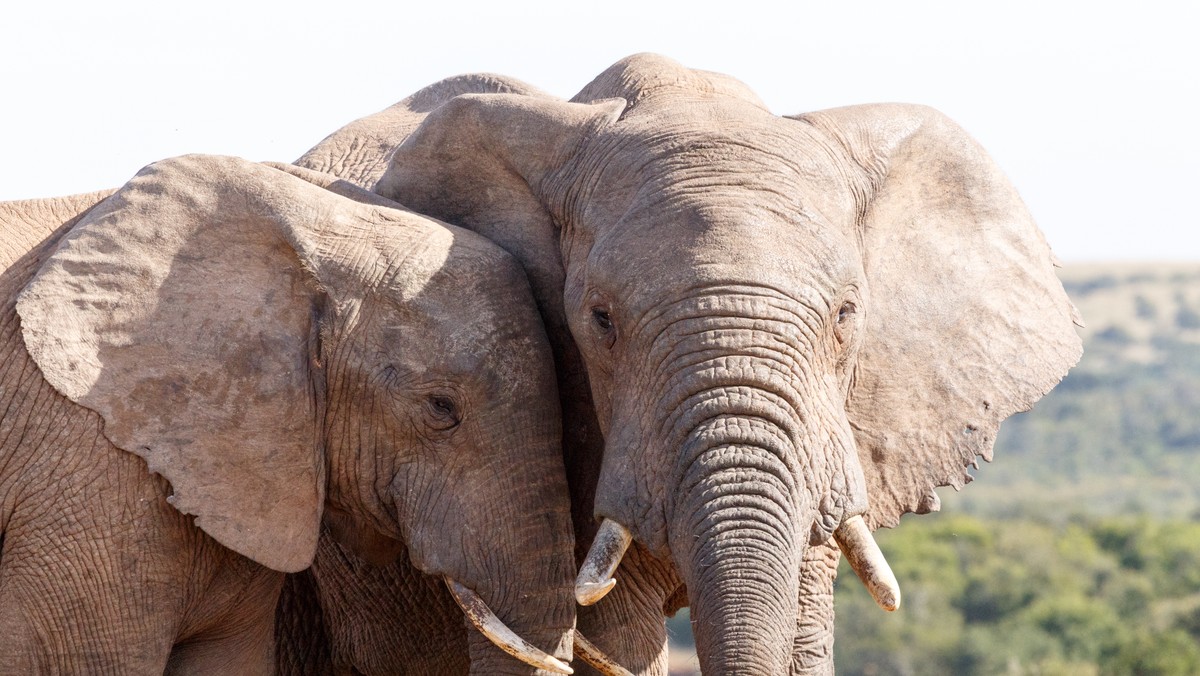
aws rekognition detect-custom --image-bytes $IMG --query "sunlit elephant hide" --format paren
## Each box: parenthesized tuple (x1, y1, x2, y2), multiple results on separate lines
(0, 155, 576, 674)
(285, 53, 1082, 675)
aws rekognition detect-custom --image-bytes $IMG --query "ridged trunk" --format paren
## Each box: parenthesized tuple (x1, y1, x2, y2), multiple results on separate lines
(603, 290, 836, 674)
(672, 421, 804, 675)
(460, 530, 575, 675)
(459, 435, 577, 675)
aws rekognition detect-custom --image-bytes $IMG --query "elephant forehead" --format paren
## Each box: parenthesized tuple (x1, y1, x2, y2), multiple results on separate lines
(600, 98, 856, 190)
(576, 126, 863, 253)
(377, 277, 552, 388)
(586, 201, 861, 303)
(374, 221, 456, 300)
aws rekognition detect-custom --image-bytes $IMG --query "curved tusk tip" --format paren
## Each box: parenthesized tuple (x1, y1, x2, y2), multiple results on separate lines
(875, 587, 901, 612)
(575, 577, 617, 606)
(444, 576, 575, 673)
(834, 515, 902, 613)
(574, 631, 635, 676)
(542, 656, 574, 674)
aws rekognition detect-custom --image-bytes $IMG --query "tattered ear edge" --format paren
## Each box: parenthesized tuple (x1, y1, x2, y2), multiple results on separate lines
(789, 104, 1083, 529)
(16, 155, 333, 572)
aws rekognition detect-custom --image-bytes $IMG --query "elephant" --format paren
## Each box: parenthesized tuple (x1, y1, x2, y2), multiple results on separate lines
(288, 54, 1083, 674)
(0, 154, 578, 674)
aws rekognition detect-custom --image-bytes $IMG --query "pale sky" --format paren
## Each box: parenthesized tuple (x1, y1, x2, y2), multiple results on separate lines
(1, 0, 1195, 261)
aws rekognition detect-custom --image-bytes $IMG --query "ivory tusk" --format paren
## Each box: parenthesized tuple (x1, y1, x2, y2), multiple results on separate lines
(444, 577, 574, 674)
(834, 515, 901, 611)
(575, 518, 633, 606)
(573, 631, 635, 676)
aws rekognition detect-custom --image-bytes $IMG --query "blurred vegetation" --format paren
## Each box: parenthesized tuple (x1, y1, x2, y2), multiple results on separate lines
(950, 264, 1200, 520)
(834, 515, 1200, 675)
(667, 264, 1200, 674)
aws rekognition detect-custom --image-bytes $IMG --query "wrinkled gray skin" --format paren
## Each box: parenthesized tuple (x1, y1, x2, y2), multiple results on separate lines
(0, 155, 574, 674)
(293, 54, 1082, 675)
(277, 74, 589, 676)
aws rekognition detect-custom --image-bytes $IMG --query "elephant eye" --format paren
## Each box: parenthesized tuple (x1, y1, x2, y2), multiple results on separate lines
(425, 394, 461, 431)
(592, 307, 613, 331)
(591, 307, 617, 349)
(838, 302, 856, 323)
(834, 301, 857, 344)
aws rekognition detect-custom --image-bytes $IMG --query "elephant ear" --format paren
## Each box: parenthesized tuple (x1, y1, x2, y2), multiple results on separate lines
(295, 73, 552, 188)
(793, 105, 1083, 529)
(0, 190, 115, 271)
(16, 154, 349, 572)
(376, 93, 625, 330)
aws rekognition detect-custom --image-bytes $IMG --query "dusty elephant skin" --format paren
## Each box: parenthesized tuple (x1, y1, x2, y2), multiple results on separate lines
(278, 74, 603, 676)
(0, 155, 575, 674)
(292, 54, 1083, 675)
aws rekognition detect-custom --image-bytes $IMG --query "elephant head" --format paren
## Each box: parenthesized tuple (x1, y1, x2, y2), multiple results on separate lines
(369, 54, 1082, 674)
(16, 155, 576, 674)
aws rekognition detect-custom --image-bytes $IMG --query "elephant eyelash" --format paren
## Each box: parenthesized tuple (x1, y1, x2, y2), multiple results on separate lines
(837, 301, 856, 324)
(591, 307, 618, 349)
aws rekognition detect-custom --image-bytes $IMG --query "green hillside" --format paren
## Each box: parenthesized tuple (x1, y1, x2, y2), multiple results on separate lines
(834, 514, 1200, 675)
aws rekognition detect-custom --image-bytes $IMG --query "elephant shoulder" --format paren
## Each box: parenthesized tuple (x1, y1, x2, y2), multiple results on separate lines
(0, 190, 122, 494)
(0, 190, 114, 273)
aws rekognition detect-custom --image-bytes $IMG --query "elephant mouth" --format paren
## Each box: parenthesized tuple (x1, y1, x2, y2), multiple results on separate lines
(445, 577, 632, 675)
(573, 515, 901, 611)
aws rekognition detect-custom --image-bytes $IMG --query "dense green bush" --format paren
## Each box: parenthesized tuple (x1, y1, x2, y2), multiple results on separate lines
(834, 515, 1200, 675)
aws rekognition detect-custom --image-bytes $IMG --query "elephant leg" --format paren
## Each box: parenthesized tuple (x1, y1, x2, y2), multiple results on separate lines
(576, 543, 676, 676)
(0, 516, 178, 674)
(790, 542, 841, 675)
(275, 569, 335, 676)
(166, 554, 284, 675)
(0, 443, 281, 675)
(0, 447, 212, 674)
(0, 574, 47, 675)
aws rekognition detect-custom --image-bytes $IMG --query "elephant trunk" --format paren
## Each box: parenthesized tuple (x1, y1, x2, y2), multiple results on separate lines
(671, 416, 805, 675)
(454, 505, 576, 675)
(460, 458, 578, 676)
(590, 290, 866, 673)
(399, 411, 577, 675)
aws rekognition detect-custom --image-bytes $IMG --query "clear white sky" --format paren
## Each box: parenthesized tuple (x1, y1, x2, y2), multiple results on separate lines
(1, 0, 1194, 261)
